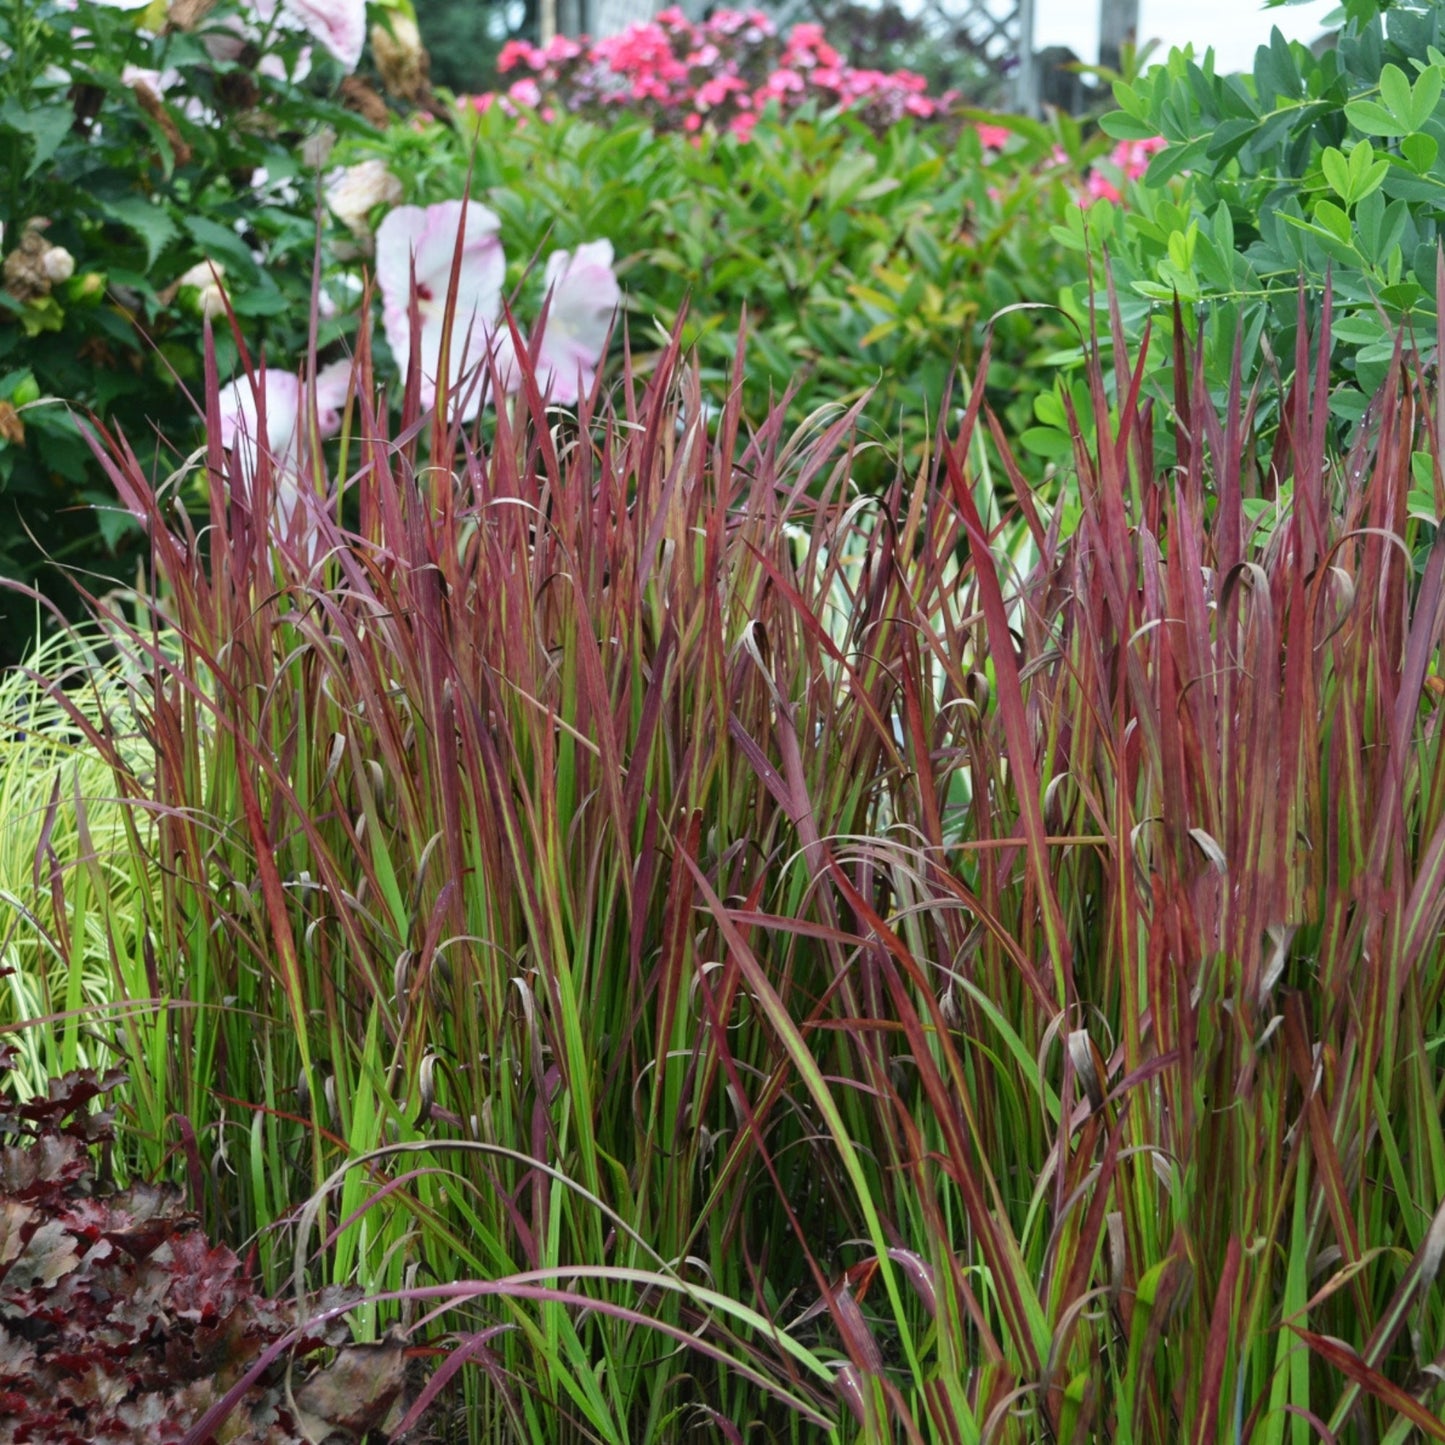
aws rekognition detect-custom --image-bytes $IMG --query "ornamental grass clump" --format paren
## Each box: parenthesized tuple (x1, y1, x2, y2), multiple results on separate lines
(0, 624, 162, 1112)
(7, 270, 1445, 1441)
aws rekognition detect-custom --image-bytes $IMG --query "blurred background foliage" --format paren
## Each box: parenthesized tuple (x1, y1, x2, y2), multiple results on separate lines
(411, 0, 1021, 104)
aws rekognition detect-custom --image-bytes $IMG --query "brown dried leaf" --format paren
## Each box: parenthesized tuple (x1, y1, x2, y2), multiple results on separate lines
(293, 1334, 409, 1438)
(338, 75, 389, 128)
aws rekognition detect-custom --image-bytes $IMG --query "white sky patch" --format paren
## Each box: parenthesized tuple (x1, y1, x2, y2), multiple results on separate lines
(1035, 0, 1341, 76)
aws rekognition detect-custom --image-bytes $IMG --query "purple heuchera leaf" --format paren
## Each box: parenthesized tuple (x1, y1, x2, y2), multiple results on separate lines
(0, 1053, 413, 1442)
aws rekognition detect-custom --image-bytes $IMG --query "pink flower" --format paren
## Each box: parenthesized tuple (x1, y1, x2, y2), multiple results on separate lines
(975, 121, 1012, 152)
(707, 8, 749, 34)
(1110, 135, 1167, 179)
(376, 200, 505, 420)
(313, 358, 353, 435)
(508, 76, 543, 108)
(759, 67, 805, 100)
(279, 0, 365, 71)
(695, 73, 746, 110)
(529, 241, 621, 404)
(217, 363, 349, 472)
(1086, 170, 1122, 203)
(218, 370, 303, 476)
(782, 23, 839, 69)
(497, 38, 544, 72)
(543, 34, 584, 62)
(216, 364, 351, 533)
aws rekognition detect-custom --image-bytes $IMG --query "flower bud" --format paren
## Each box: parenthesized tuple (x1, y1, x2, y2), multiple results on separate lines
(69, 271, 106, 303)
(166, 259, 228, 318)
(41, 246, 75, 284)
(325, 159, 403, 254)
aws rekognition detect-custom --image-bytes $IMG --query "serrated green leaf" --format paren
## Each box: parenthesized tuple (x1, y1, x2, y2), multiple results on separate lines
(99, 197, 179, 268)
(183, 216, 260, 278)
(0, 100, 73, 179)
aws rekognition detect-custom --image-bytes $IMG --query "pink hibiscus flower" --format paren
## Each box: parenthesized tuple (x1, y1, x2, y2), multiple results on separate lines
(280, 0, 365, 71)
(489, 242, 621, 406)
(529, 241, 621, 404)
(216, 363, 350, 530)
(375, 200, 505, 420)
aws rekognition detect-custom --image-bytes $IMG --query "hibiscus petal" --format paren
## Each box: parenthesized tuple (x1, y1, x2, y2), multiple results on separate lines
(280, 0, 366, 71)
(313, 358, 353, 437)
(532, 240, 621, 404)
(375, 205, 431, 364)
(376, 200, 506, 418)
(413, 200, 503, 296)
(217, 371, 300, 458)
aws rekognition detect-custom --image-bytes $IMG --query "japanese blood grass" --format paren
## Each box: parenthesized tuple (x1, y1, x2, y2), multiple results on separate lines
(18, 314, 956, 1442)
(676, 296, 1445, 1441)
(15, 282, 1445, 1441)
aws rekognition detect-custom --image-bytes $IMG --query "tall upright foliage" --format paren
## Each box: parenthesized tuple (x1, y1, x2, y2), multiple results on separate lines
(6, 284, 1445, 1440)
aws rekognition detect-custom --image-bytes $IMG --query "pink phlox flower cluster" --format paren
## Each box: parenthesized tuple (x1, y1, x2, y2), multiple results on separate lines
(700, 9, 775, 39)
(593, 21, 685, 80)
(694, 73, 751, 111)
(780, 22, 839, 69)
(757, 67, 805, 100)
(975, 121, 1013, 153)
(466, 10, 955, 138)
(497, 39, 546, 73)
(1084, 135, 1168, 204)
